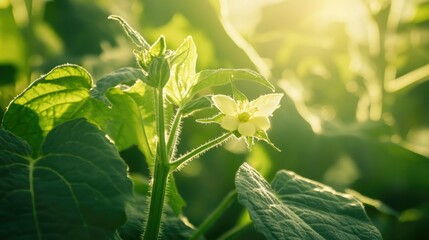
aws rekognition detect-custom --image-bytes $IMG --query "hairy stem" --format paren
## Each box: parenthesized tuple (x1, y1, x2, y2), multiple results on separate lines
(143, 88, 170, 240)
(167, 108, 183, 159)
(190, 191, 237, 240)
(170, 132, 233, 171)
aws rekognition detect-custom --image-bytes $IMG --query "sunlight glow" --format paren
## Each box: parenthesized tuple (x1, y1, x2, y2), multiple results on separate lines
(0, 0, 9, 8)
(279, 76, 322, 134)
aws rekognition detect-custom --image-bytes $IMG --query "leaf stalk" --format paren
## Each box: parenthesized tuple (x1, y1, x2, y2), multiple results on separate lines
(170, 132, 233, 171)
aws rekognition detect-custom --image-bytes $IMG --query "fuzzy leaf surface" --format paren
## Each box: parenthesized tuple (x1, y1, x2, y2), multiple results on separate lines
(235, 163, 382, 240)
(0, 119, 132, 239)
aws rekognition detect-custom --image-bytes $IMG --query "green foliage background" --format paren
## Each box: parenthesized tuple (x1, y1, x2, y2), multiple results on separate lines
(1, 0, 428, 239)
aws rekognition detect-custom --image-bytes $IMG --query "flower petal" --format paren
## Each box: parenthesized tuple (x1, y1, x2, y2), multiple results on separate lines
(212, 95, 237, 115)
(221, 115, 239, 131)
(250, 93, 283, 117)
(250, 116, 270, 131)
(238, 122, 256, 137)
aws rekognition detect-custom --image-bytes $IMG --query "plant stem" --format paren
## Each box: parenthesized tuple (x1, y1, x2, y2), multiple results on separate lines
(143, 88, 170, 240)
(169, 132, 233, 171)
(218, 222, 253, 240)
(167, 108, 183, 159)
(190, 191, 237, 240)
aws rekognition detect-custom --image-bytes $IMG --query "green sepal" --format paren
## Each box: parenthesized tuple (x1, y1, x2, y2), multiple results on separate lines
(196, 113, 223, 124)
(135, 35, 168, 74)
(133, 49, 149, 72)
(148, 56, 171, 89)
(254, 131, 281, 152)
(150, 35, 167, 57)
(231, 84, 248, 102)
(244, 136, 254, 151)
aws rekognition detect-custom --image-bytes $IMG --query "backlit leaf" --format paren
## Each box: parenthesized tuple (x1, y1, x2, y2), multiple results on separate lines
(165, 36, 197, 105)
(2, 64, 154, 159)
(189, 69, 274, 98)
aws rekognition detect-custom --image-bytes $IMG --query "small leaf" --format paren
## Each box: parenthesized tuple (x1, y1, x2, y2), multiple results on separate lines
(150, 35, 167, 57)
(0, 119, 132, 239)
(91, 67, 147, 105)
(167, 176, 186, 216)
(182, 96, 212, 117)
(235, 163, 382, 240)
(189, 69, 274, 98)
(165, 36, 198, 105)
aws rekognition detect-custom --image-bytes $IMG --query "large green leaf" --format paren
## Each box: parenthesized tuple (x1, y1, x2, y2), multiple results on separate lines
(0, 118, 132, 239)
(1, 64, 154, 159)
(235, 163, 382, 240)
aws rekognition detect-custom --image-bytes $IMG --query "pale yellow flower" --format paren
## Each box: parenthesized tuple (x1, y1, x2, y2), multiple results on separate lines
(212, 94, 283, 137)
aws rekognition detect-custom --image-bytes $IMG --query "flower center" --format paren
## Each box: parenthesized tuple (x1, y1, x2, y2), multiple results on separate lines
(238, 112, 251, 122)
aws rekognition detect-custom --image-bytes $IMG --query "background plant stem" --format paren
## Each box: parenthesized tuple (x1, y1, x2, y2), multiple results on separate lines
(190, 191, 237, 240)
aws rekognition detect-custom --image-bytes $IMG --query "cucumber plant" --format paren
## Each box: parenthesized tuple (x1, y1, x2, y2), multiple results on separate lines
(0, 16, 382, 240)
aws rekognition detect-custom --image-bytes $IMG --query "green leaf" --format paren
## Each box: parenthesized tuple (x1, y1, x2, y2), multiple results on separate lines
(91, 67, 146, 105)
(189, 69, 274, 98)
(85, 88, 154, 159)
(150, 35, 167, 57)
(167, 176, 186, 216)
(181, 96, 212, 117)
(0, 118, 132, 239)
(2, 64, 154, 160)
(235, 163, 382, 240)
(2, 64, 92, 153)
(125, 81, 157, 157)
(165, 36, 198, 105)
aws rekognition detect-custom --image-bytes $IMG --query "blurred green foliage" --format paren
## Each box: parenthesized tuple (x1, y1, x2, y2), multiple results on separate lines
(1, 0, 428, 239)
